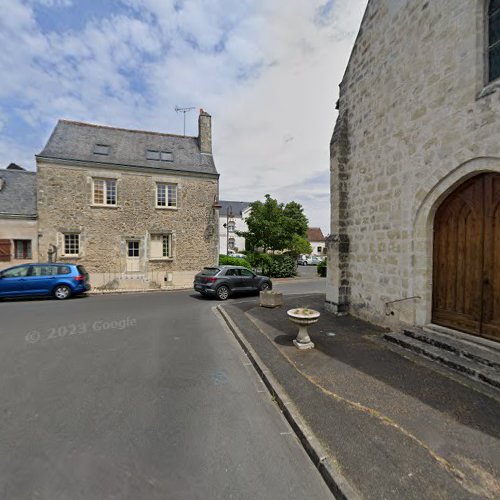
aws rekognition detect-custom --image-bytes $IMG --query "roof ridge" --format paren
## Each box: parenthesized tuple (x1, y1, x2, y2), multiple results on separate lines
(58, 119, 197, 139)
(0, 169, 36, 175)
(219, 200, 252, 203)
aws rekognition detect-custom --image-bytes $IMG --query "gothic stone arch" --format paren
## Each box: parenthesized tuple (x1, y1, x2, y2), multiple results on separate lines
(412, 157, 500, 326)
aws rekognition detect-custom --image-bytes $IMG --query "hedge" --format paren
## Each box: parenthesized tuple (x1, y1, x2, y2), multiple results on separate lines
(218, 255, 253, 269)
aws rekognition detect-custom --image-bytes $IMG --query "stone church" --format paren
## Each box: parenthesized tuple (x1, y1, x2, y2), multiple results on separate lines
(327, 0, 500, 343)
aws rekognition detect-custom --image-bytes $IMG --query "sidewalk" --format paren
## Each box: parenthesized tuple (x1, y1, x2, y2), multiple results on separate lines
(219, 294, 500, 500)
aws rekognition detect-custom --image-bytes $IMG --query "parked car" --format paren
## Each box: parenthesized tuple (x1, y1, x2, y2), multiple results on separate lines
(0, 263, 90, 300)
(194, 265, 272, 300)
(230, 253, 247, 259)
(297, 254, 308, 265)
(304, 255, 323, 266)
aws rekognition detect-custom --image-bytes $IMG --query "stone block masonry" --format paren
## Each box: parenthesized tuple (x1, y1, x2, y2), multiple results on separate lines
(327, 0, 500, 329)
(37, 163, 219, 289)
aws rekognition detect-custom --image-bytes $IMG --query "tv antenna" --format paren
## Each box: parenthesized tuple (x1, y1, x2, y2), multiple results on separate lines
(175, 106, 195, 136)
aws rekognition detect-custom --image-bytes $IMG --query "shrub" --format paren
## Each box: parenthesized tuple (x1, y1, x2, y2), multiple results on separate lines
(267, 255, 296, 278)
(218, 255, 252, 269)
(317, 258, 327, 277)
(245, 253, 296, 278)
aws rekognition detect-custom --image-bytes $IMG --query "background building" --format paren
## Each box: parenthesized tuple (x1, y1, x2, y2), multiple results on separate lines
(327, 0, 500, 343)
(36, 110, 219, 290)
(218, 201, 251, 255)
(0, 166, 37, 270)
(307, 227, 326, 256)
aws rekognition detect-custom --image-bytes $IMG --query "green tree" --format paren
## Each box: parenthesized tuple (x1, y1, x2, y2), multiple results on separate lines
(238, 194, 310, 253)
(283, 201, 308, 239)
(288, 234, 312, 256)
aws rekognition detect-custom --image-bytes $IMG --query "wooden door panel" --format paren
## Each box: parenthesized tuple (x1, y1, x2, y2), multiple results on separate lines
(0, 240, 11, 262)
(482, 173, 500, 341)
(432, 176, 484, 334)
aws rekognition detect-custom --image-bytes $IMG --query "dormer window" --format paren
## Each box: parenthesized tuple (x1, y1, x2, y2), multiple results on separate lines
(160, 151, 173, 161)
(489, 0, 500, 82)
(147, 150, 173, 162)
(94, 144, 110, 155)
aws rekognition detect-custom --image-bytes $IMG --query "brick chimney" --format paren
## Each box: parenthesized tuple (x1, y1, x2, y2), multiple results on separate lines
(198, 109, 212, 154)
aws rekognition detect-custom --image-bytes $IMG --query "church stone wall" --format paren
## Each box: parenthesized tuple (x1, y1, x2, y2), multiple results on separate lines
(327, 0, 500, 328)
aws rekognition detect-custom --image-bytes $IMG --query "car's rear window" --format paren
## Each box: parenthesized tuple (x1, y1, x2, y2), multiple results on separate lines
(200, 267, 220, 276)
(77, 265, 88, 275)
(56, 266, 71, 275)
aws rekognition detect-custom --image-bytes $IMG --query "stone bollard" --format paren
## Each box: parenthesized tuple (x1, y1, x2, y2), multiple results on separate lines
(260, 291, 284, 308)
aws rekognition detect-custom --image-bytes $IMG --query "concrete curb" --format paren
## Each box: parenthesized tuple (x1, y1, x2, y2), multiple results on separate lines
(87, 287, 191, 295)
(216, 304, 361, 500)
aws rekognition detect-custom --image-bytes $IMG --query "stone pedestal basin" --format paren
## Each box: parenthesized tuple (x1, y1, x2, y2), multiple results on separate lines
(287, 308, 320, 350)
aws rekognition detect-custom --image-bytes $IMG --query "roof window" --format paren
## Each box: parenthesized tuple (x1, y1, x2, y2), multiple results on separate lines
(147, 150, 173, 162)
(94, 144, 110, 155)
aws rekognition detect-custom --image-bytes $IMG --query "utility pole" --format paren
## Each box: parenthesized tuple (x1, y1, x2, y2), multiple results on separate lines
(174, 106, 195, 136)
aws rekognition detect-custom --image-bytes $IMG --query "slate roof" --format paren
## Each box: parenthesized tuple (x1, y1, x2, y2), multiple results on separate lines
(219, 200, 251, 217)
(307, 227, 325, 242)
(0, 169, 37, 217)
(38, 120, 218, 176)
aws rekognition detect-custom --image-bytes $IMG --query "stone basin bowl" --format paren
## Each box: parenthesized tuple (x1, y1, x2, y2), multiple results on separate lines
(287, 308, 320, 350)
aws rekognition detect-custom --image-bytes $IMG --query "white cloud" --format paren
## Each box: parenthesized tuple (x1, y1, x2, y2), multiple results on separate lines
(0, 0, 368, 232)
(29, 0, 73, 7)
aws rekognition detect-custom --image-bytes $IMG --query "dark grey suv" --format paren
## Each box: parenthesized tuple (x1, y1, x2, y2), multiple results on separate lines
(194, 266, 272, 300)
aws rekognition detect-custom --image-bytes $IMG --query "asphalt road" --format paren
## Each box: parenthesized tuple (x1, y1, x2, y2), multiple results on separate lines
(0, 279, 330, 500)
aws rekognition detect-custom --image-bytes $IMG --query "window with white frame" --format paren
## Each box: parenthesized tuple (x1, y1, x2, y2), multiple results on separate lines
(228, 237, 235, 249)
(156, 183, 177, 208)
(227, 221, 236, 233)
(64, 234, 80, 256)
(93, 178, 117, 205)
(150, 234, 172, 259)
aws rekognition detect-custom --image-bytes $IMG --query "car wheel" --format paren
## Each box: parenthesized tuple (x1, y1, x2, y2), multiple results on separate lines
(260, 281, 272, 292)
(216, 285, 230, 301)
(54, 284, 72, 300)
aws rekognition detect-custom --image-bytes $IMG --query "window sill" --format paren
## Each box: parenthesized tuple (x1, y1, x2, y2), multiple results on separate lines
(155, 206, 178, 210)
(91, 204, 119, 209)
(477, 79, 500, 99)
(59, 255, 81, 259)
(149, 258, 174, 262)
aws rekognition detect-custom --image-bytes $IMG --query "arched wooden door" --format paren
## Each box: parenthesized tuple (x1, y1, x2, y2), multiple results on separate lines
(432, 173, 500, 342)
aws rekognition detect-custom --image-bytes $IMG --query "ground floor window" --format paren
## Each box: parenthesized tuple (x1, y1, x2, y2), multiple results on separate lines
(228, 237, 235, 249)
(150, 234, 172, 258)
(64, 234, 80, 256)
(128, 241, 140, 257)
(14, 240, 32, 259)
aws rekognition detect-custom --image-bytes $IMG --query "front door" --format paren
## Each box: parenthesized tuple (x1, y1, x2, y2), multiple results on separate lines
(126, 241, 141, 273)
(432, 173, 500, 341)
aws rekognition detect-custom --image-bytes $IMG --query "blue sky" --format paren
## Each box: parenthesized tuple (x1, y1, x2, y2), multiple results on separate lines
(0, 0, 367, 232)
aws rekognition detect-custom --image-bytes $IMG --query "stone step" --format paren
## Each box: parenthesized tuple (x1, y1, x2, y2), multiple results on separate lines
(404, 327, 500, 370)
(384, 331, 500, 390)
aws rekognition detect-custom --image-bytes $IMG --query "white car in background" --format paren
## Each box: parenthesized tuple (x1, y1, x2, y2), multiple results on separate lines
(230, 253, 247, 259)
(304, 255, 323, 266)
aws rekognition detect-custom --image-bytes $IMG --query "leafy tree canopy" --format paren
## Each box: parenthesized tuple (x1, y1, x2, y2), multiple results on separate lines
(238, 194, 309, 253)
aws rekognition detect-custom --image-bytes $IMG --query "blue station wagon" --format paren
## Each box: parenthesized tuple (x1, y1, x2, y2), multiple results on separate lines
(0, 263, 90, 300)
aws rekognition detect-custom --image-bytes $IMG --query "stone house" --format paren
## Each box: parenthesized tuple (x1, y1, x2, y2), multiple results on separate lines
(36, 110, 219, 290)
(307, 227, 326, 256)
(218, 200, 251, 255)
(327, 0, 500, 343)
(0, 166, 38, 271)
